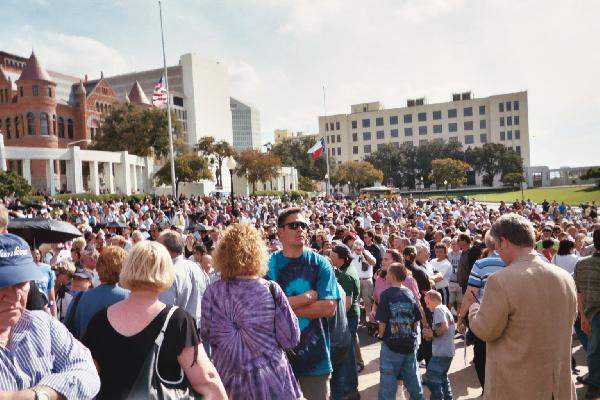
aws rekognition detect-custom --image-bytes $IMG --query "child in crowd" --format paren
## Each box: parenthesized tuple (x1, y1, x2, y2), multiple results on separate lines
(376, 263, 424, 400)
(424, 290, 455, 400)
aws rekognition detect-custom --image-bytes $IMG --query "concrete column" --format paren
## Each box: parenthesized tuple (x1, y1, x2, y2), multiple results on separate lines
(68, 146, 83, 193)
(90, 161, 100, 195)
(119, 151, 131, 195)
(22, 159, 31, 184)
(0, 133, 7, 172)
(46, 159, 55, 195)
(105, 162, 115, 193)
(131, 163, 138, 193)
(143, 157, 154, 193)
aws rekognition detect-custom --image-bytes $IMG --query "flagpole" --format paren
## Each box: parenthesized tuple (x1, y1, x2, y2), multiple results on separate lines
(159, 0, 177, 198)
(323, 85, 331, 197)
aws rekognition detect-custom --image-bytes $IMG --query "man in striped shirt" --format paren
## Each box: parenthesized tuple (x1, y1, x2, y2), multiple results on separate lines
(0, 233, 100, 400)
(457, 232, 505, 390)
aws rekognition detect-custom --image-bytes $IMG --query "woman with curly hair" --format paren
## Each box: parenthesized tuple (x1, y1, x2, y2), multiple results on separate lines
(200, 223, 302, 400)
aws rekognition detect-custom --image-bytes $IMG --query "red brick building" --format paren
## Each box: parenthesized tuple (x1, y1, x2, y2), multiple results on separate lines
(0, 51, 149, 191)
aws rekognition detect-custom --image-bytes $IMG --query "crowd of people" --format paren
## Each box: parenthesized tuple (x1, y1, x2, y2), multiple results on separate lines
(0, 192, 598, 400)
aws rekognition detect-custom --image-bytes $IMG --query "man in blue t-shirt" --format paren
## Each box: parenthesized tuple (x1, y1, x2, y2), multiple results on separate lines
(268, 208, 341, 400)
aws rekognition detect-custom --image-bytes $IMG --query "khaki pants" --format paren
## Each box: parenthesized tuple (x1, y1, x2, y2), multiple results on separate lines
(360, 278, 374, 322)
(299, 374, 331, 400)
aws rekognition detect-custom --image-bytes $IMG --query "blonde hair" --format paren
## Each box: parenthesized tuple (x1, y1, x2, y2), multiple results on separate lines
(97, 246, 127, 284)
(109, 235, 127, 249)
(213, 223, 268, 280)
(425, 290, 442, 303)
(119, 241, 175, 292)
(131, 230, 144, 244)
(54, 260, 76, 276)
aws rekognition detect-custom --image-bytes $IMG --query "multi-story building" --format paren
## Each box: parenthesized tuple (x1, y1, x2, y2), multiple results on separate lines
(230, 97, 261, 150)
(318, 91, 530, 173)
(94, 53, 233, 150)
(273, 129, 314, 144)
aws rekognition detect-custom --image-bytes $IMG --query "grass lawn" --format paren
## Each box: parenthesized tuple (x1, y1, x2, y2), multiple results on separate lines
(432, 185, 600, 205)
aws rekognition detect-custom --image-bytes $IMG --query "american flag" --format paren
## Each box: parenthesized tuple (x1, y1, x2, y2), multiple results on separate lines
(152, 75, 168, 108)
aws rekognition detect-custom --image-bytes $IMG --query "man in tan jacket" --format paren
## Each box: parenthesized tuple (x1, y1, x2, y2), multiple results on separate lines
(469, 213, 577, 399)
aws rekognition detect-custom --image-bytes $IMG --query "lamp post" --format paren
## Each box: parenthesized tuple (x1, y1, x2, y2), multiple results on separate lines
(444, 179, 448, 200)
(227, 157, 237, 213)
(420, 176, 424, 198)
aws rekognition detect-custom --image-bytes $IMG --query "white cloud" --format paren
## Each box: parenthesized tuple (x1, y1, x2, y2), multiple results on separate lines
(228, 60, 261, 98)
(279, 0, 343, 35)
(395, 0, 466, 23)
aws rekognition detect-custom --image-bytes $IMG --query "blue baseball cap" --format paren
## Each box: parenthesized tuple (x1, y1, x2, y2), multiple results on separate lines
(0, 233, 45, 288)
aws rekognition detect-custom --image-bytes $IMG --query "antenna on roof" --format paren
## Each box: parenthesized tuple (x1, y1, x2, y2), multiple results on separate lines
(100, 71, 104, 79)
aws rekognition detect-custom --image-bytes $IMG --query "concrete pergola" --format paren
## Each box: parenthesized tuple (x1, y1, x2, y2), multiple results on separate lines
(0, 133, 154, 195)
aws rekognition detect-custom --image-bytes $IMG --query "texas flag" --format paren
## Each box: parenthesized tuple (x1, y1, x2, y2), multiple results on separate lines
(308, 138, 326, 160)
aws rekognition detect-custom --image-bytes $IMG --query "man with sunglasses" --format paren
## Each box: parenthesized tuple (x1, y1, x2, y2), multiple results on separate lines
(268, 207, 341, 400)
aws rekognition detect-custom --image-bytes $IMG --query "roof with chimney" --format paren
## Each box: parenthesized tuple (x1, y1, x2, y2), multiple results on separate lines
(128, 81, 151, 105)
(17, 51, 52, 82)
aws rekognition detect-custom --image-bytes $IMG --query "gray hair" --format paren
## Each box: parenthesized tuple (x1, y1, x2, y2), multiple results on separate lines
(415, 242, 430, 254)
(158, 229, 185, 255)
(489, 213, 535, 248)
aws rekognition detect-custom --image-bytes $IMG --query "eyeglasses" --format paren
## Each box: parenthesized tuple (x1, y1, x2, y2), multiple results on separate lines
(281, 221, 308, 230)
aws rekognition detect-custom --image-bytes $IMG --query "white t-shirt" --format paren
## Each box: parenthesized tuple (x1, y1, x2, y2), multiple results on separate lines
(551, 254, 579, 275)
(430, 258, 452, 289)
(351, 250, 374, 280)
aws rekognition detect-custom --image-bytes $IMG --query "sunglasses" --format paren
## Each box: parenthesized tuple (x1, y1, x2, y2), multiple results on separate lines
(282, 221, 308, 230)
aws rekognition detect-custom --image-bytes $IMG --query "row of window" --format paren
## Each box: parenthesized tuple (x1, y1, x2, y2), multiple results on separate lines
(499, 115, 520, 126)
(1, 113, 74, 139)
(500, 130, 521, 141)
(95, 102, 112, 113)
(499, 101, 520, 112)
(348, 120, 490, 141)
(0, 88, 10, 104)
(15, 85, 53, 98)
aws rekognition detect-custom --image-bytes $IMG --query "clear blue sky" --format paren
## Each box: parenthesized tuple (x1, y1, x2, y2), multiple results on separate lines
(3, 0, 599, 168)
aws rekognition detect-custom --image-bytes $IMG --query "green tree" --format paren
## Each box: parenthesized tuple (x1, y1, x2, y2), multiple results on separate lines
(334, 160, 384, 192)
(465, 143, 523, 186)
(92, 103, 185, 159)
(365, 143, 407, 188)
(195, 137, 236, 189)
(271, 137, 337, 181)
(581, 167, 600, 187)
(298, 175, 318, 192)
(0, 171, 31, 198)
(430, 158, 471, 187)
(235, 149, 282, 194)
(154, 153, 212, 196)
(501, 172, 525, 187)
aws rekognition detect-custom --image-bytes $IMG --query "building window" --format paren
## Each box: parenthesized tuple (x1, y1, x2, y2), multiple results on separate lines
(499, 103, 504, 112)
(500, 117, 505, 126)
(391, 129, 398, 138)
(513, 101, 519, 111)
(337, 134, 341, 142)
(52, 114, 56, 135)
(32, 85, 39, 96)
(464, 135, 474, 144)
(47, 87, 52, 97)
(515, 130, 520, 140)
(464, 121, 473, 130)
(433, 110, 442, 120)
(480, 133, 487, 143)
(337, 147, 341, 156)
(362, 119, 370, 128)
(376, 130, 384, 139)
(463, 107, 473, 117)
(507, 131, 513, 140)
(364, 144, 371, 153)
(404, 127, 413, 137)
(376, 117, 384, 126)
(58, 117, 65, 138)
(418, 126, 427, 135)
(448, 122, 457, 132)
(448, 108, 457, 118)
(377, 144, 385, 151)
(67, 119, 74, 139)
(5, 118, 10, 139)
(514, 115, 520, 125)
(516, 146, 521, 155)
(352, 132, 357, 142)
(330, 135, 335, 143)
(19, 87, 23, 97)
(506, 101, 512, 111)
(40, 112, 49, 136)
(353, 146, 358, 154)
(330, 122, 334, 131)
(404, 114, 412, 123)
(507, 116, 513, 126)
(418, 112, 426, 122)
(325, 123, 328, 131)
(363, 131, 371, 141)
(479, 119, 486, 129)
(500, 131, 505, 141)
(335, 121, 340, 130)
(433, 124, 442, 134)
(14, 117, 19, 138)
(27, 112, 35, 135)
(479, 105, 485, 115)
(390, 116, 398, 125)
(351, 120, 357, 129)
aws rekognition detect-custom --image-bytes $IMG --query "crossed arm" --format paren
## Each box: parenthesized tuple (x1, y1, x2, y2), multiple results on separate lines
(288, 290, 337, 318)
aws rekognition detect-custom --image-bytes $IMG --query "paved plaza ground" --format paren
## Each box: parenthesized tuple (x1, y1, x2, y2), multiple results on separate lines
(356, 325, 589, 399)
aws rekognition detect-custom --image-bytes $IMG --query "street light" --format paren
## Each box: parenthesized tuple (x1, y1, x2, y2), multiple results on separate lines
(444, 179, 448, 200)
(420, 176, 424, 198)
(227, 156, 237, 213)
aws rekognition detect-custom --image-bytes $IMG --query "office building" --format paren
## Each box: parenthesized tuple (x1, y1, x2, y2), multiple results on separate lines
(318, 91, 530, 170)
(230, 97, 261, 150)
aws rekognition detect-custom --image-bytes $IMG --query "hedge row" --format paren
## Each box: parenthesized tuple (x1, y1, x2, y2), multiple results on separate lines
(21, 193, 152, 204)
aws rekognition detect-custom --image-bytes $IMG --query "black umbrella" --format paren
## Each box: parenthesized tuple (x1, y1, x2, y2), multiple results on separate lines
(105, 220, 128, 229)
(8, 218, 82, 245)
(48, 201, 66, 208)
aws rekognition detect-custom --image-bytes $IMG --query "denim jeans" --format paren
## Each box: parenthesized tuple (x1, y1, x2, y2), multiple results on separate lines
(378, 343, 423, 400)
(331, 315, 360, 400)
(426, 356, 453, 400)
(588, 313, 600, 387)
